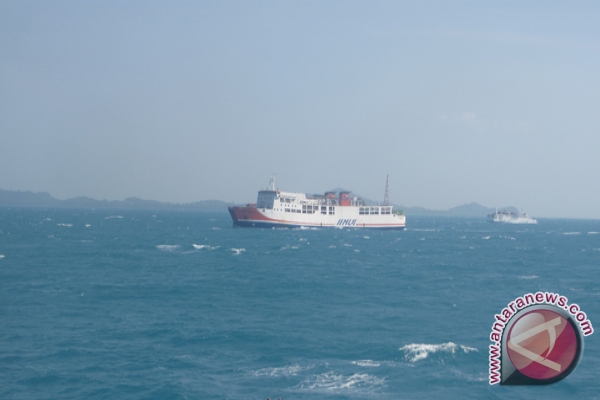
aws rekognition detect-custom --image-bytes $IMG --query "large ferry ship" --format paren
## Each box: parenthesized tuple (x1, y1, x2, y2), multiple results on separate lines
(228, 177, 406, 229)
(488, 209, 537, 224)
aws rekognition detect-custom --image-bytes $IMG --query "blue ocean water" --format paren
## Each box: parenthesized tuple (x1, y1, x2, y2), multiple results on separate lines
(0, 208, 599, 399)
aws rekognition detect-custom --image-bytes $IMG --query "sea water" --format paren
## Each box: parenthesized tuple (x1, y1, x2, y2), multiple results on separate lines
(0, 208, 598, 399)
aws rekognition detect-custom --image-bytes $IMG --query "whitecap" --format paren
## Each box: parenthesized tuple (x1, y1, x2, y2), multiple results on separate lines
(85, 224, 91, 227)
(193, 244, 219, 250)
(563, 232, 581, 235)
(481, 236, 490, 240)
(56, 223, 72, 227)
(249, 364, 308, 377)
(351, 360, 380, 367)
(297, 371, 385, 391)
(518, 275, 538, 279)
(211, 227, 221, 231)
(231, 248, 245, 255)
(156, 244, 180, 252)
(343, 244, 352, 247)
(328, 245, 337, 249)
(105, 215, 123, 220)
(363, 236, 370, 239)
(280, 245, 299, 251)
(399, 342, 478, 362)
(354, 249, 360, 253)
(588, 232, 599, 235)
(0, 254, 4, 259)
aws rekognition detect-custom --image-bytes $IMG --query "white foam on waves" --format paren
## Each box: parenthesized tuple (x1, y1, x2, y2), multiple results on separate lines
(399, 342, 478, 362)
(192, 244, 219, 250)
(156, 244, 181, 252)
(297, 371, 385, 391)
(56, 223, 72, 227)
(249, 364, 308, 377)
(0, 254, 4, 259)
(351, 360, 380, 367)
(231, 248, 245, 255)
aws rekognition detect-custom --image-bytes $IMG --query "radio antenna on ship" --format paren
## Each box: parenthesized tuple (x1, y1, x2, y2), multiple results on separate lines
(268, 174, 276, 191)
(383, 175, 389, 206)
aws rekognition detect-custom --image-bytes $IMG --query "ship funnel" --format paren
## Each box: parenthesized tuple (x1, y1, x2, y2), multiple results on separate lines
(339, 191, 351, 206)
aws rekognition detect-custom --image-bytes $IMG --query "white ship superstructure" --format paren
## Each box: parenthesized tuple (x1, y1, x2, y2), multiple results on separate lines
(488, 209, 537, 224)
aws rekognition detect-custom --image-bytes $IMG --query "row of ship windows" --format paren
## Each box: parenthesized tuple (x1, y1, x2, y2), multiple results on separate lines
(278, 206, 391, 215)
(359, 207, 392, 215)
(285, 206, 336, 215)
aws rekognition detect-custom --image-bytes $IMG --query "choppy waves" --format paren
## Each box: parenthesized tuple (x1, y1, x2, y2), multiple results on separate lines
(3, 210, 599, 399)
(399, 343, 478, 362)
(296, 371, 385, 392)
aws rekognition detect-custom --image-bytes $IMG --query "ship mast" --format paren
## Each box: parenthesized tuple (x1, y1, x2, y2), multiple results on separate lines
(268, 174, 276, 191)
(383, 175, 389, 206)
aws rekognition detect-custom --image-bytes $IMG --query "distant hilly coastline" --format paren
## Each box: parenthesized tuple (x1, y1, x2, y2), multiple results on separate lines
(0, 189, 518, 217)
(0, 189, 232, 211)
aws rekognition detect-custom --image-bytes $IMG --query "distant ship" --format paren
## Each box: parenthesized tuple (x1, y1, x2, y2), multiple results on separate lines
(488, 209, 537, 224)
(228, 176, 406, 229)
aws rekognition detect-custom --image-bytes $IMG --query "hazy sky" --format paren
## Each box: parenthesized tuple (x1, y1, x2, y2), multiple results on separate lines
(1, 1, 599, 218)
